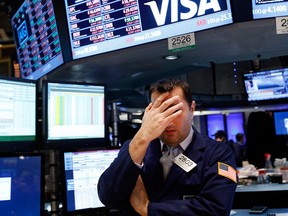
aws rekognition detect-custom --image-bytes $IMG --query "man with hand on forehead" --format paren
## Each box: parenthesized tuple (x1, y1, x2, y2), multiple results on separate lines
(98, 77, 237, 216)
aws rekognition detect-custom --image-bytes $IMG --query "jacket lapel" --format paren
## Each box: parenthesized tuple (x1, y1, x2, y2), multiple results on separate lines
(158, 129, 207, 196)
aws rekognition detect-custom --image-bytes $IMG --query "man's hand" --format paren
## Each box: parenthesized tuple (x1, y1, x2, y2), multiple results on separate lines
(139, 92, 183, 142)
(129, 92, 183, 164)
(130, 175, 149, 216)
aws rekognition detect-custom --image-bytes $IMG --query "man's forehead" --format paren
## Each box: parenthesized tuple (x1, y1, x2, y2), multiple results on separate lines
(151, 87, 184, 102)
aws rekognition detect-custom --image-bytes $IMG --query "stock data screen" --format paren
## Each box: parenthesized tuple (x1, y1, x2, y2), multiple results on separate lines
(11, 0, 64, 80)
(252, 0, 288, 19)
(46, 82, 105, 141)
(63, 149, 120, 212)
(0, 78, 36, 142)
(64, 0, 233, 59)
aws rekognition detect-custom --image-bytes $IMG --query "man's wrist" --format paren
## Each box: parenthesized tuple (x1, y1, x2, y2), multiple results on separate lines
(140, 201, 149, 216)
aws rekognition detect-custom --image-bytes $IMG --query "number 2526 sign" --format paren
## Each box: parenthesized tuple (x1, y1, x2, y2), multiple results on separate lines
(168, 33, 195, 52)
(276, 17, 288, 34)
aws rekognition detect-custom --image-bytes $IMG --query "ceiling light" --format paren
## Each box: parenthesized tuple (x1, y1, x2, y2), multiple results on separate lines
(131, 72, 142, 78)
(163, 55, 180, 60)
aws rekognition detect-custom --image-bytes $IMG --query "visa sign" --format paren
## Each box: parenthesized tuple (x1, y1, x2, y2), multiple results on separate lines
(139, 0, 228, 30)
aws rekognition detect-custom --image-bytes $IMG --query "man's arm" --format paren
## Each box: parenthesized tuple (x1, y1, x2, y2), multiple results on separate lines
(130, 175, 149, 216)
(130, 141, 237, 216)
(98, 93, 183, 207)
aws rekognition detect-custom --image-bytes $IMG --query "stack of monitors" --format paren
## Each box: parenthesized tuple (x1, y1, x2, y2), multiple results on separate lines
(63, 0, 233, 60)
(62, 148, 120, 214)
(11, 0, 64, 80)
(243, 68, 288, 102)
(252, 0, 288, 19)
(0, 153, 44, 216)
(0, 76, 37, 152)
(42, 80, 108, 149)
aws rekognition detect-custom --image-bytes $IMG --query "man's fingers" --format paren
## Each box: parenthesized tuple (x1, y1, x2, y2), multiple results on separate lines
(157, 95, 180, 112)
(151, 92, 169, 108)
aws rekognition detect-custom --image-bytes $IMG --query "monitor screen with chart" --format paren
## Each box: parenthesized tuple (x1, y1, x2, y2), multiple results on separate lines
(11, 0, 64, 80)
(243, 68, 288, 102)
(0, 76, 38, 152)
(42, 80, 107, 149)
(62, 148, 120, 214)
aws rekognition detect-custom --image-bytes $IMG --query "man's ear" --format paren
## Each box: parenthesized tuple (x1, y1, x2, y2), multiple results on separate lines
(190, 101, 196, 112)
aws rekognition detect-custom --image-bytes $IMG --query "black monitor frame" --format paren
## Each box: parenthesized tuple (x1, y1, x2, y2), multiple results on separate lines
(11, 0, 67, 80)
(60, 147, 121, 215)
(273, 109, 288, 136)
(242, 67, 288, 105)
(0, 152, 45, 216)
(0, 76, 39, 152)
(42, 79, 109, 150)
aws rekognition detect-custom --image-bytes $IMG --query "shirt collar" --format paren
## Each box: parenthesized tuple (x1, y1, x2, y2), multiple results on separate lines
(161, 126, 193, 151)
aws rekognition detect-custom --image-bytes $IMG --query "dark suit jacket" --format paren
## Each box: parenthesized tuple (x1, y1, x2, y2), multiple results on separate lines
(98, 128, 237, 216)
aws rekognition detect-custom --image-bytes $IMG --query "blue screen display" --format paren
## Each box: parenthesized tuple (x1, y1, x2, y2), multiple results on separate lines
(11, 0, 64, 80)
(252, 0, 288, 19)
(274, 111, 288, 135)
(0, 154, 43, 216)
(207, 114, 224, 139)
(226, 113, 244, 142)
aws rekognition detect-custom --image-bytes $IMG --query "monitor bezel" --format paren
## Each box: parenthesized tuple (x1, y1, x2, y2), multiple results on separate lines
(0, 75, 39, 152)
(10, 0, 67, 81)
(242, 67, 288, 105)
(273, 109, 288, 136)
(60, 146, 121, 215)
(42, 79, 109, 150)
(0, 152, 45, 216)
(252, 0, 288, 20)
(63, 0, 233, 60)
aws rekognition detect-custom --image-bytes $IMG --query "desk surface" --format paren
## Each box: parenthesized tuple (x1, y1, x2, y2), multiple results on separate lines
(232, 208, 288, 215)
(236, 183, 288, 192)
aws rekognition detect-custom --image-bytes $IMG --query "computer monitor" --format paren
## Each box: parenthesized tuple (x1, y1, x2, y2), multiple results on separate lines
(274, 110, 288, 136)
(0, 153, 44, 216)
(252, 0, 288, 19)
(42, 80, 108, 149)
(62, 148, 120, 214)
(0, 76, 38, 152)
(11, 0, 64, 80)
(243, 68, 288, 102)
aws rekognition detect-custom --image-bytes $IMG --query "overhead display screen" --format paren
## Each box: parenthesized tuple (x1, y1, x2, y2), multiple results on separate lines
(243, 68, 288, 101)
(64, 0, 233, 59)
(252, 0, 288, 19)
(11, 0, 64, 80)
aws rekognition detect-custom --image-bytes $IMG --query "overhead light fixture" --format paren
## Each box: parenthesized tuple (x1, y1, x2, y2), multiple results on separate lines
(131, 72, 143, 78)
(163, 55, 180, 60)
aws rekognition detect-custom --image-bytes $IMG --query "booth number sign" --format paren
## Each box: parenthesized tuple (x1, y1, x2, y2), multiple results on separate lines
(168, 33, 195, 52)
(276, 17, 288, 34)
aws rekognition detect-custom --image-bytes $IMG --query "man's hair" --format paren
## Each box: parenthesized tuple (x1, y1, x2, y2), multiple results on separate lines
(214, 130, 227, 141)
(148, 77, 193, 105)
(236, 133, 244, 142)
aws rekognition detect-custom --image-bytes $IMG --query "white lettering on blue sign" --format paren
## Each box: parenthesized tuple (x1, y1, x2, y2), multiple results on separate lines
(144, 0, 221, 26)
